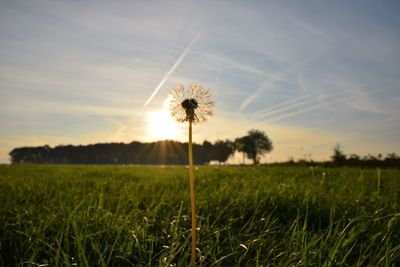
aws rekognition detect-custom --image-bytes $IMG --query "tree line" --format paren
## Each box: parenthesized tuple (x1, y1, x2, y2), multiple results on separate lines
(9, 130, 273, 165)
(328, 144, 400, 168)
(272, 144, 400, 168)
(9, 140, 232, 165)
(11, 132, 397, 167)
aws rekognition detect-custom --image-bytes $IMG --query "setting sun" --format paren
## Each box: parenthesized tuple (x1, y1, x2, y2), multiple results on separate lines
(147, 99, 180, 140)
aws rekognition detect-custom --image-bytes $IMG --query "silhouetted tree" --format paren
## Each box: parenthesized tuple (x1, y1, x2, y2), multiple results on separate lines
(347, 153, 360, 166)
(211, 140, 235, 164)
(331, 143, 346, 166)
(384, 153, 400, 168)
(235, 130, 273, 165)
(9, 145, 51, 164)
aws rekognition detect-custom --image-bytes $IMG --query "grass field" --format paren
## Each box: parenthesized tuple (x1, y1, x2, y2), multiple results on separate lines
(1, 165, 399, 266)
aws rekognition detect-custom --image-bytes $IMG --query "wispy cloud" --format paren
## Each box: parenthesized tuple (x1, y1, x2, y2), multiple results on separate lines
(239, 74, 286, 112)
(115, 33, 201, 136)
(238, 45, 335, 112)
(264, 87, 390, 124)
(110, 58, 140, 74)
(143, 33, 201, 108)
(345, 86, 386, 114)
(251, 94, 313, 120)
(279, 8, 330, 42)
(190, 45, 268, 77)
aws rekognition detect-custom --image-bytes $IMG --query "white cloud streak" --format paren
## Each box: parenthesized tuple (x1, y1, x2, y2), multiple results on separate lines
(143, 33, 201, 108)
(265, 87, 388, 124)
(239, 44, 337, 112)
(115, 33, 200, 137)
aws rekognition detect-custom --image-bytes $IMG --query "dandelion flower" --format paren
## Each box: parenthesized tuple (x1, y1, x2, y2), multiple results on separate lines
(168, 83, 213, 266)
(169, 84, 214, 123)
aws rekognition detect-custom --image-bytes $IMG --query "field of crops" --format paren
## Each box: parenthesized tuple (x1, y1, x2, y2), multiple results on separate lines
(1, 165, 399, 266)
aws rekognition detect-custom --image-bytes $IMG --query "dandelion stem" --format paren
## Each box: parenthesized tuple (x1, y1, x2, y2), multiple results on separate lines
(188, 120, 197, 266)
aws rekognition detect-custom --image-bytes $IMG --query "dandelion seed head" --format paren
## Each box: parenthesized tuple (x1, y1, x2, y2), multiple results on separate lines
(169, 83, 214, 123)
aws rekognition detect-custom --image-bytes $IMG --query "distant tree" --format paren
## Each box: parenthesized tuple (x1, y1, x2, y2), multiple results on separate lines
(386, 153, 399, 160)
(331, 143, 346, 165)
(235, 135, 251, 164)
(384, 153, 400, 168)
(235, 130, 273, 165)
(348, 154, 360, 160)
(9, 146, 51, 164)
(201, 140, 213, 163)
(211, 140, 235, 164)
(347, 153, 361, 166)
(202, 140, 213, 151)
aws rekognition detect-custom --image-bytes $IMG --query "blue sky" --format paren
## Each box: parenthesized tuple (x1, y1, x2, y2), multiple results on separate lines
(1, 0, 400, 163)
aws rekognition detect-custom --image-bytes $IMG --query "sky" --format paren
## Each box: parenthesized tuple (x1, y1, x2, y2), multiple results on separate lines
(1, 0, 400, 163)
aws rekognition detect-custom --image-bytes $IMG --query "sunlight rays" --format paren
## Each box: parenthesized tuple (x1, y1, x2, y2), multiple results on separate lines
(148, 111, 180, 141)
(147, 97, 182, 141)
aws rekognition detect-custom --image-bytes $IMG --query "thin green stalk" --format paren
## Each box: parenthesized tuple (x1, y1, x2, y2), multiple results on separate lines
(188, 120, 197, 266)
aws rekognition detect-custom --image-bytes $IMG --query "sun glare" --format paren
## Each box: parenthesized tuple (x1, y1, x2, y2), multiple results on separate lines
(148, 98, 180, 140)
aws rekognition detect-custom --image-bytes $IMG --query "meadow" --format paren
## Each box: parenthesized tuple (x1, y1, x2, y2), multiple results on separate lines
(0, 164, 399, 266)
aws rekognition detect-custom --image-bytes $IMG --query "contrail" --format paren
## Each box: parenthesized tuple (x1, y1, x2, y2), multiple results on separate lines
(115, 34, 200, 136)
(252, 96, 314, 121)
(265, 87, 386, 124)
(239, 45, 336, 112)
(143, 33, 201, 108)
(110, 58, 139, 73)
(239, 73, 286, 111)
(252, 90, 342, 122)
(251, 94, 310, 118)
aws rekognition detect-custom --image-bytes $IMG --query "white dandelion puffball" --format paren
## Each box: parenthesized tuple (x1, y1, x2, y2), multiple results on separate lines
(169, 84, 214, 124)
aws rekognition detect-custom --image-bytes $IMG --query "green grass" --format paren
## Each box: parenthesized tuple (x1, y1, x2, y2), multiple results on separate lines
(1, 165, 399, 266)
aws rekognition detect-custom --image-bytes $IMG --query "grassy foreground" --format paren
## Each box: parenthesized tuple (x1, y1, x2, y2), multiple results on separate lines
(0, 165, 399, 266)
